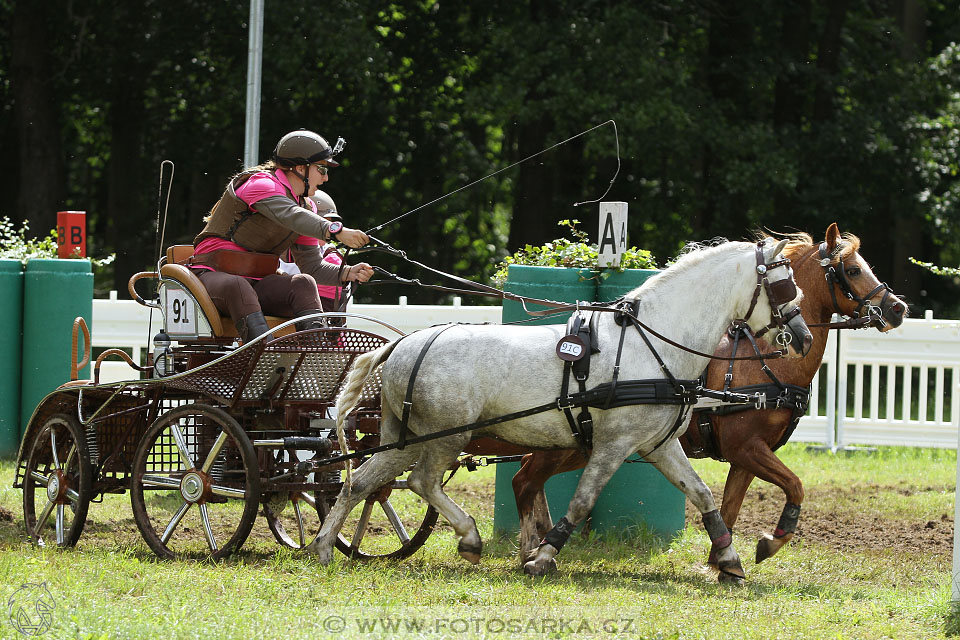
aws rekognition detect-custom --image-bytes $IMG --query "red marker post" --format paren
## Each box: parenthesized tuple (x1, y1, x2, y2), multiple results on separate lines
(57, 211, 86, 258)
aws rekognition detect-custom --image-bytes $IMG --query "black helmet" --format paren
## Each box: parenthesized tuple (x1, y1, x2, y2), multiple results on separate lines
(272, 130, 345, 167)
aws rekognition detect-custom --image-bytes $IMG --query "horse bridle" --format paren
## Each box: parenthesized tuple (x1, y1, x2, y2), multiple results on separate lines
(739, 242, 801, 347)
(818, 242, 894, 329)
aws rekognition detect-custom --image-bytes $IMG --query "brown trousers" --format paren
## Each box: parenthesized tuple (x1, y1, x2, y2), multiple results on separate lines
(196, 269, 322, 326)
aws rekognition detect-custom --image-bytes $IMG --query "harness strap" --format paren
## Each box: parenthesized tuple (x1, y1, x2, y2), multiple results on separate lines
(693, 382, 810, 461)
(723, 325, 743, 391)
(603, 312, 631, 409)
(628, 316, 682, 392)
(314, 376, 716, 471)
(398, 324, 457, 449)
(740, 327, 784, 387)
(560, 310, 597, 451)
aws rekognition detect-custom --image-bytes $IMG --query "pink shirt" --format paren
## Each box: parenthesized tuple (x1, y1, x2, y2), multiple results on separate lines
(317, 251, 343, 299)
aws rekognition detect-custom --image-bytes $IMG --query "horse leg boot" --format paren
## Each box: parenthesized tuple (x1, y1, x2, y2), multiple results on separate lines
(707, 465, 755, 566)
(724, 440, 804, 564)
(406, 438, 484, 564)
(647, 439, 745, 584)
(236, 311, 270, 343)
(306, 446, 420, 564)
(756, 502, 801, 563)
(514, 450, 584, 564)
(523, 450, 626, 577)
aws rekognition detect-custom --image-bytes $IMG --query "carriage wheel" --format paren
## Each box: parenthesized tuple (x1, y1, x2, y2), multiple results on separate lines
(22, 413, 93, 548)
(316, 469, 440, 560)
(130, 404, 260, 560)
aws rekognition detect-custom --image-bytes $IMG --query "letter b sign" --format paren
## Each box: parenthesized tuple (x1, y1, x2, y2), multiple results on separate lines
(56, 211, 87, 258)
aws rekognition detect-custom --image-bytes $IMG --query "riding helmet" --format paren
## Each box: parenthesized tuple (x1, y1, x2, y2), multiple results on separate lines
(272, 130, 342, 167)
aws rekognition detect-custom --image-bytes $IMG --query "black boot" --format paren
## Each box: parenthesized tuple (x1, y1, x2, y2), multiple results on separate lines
(294, 308, 326, 332)
(236, 311, 270, 343)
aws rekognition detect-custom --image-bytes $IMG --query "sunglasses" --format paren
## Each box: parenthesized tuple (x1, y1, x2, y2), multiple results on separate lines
(312, 164, 329, 175)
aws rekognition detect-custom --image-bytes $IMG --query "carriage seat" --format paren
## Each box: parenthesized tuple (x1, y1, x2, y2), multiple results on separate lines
(161, 245, 294, 340)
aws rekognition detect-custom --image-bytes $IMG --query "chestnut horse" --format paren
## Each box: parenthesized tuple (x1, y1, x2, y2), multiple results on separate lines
(510, 223, 907, 566)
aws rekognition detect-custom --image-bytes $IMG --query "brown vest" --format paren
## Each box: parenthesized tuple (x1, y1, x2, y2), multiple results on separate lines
(193, 172, 301, 255)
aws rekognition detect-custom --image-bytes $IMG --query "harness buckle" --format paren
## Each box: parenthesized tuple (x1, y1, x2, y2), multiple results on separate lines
(754, 392, 767, 409)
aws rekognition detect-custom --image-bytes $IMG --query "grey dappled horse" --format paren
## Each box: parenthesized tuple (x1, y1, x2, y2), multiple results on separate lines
(307, 238, 811, 583)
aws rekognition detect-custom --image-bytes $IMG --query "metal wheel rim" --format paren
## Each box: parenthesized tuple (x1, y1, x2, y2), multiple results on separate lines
(130, 404, 260, 560)
(22, 413, 92, 548)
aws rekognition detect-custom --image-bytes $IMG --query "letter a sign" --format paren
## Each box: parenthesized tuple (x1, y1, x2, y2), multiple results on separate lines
(597, 202, 628, 267)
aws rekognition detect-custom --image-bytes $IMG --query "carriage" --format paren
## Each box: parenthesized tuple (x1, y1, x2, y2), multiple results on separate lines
(12, 244, 442, 560)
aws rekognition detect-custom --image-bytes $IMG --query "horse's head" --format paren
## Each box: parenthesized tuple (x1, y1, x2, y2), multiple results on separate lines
(814, 223, 907, 332)
(746, 238, 813, 357)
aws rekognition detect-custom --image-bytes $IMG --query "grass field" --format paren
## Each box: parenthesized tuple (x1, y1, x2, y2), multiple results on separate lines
(0, 443, 956, 639)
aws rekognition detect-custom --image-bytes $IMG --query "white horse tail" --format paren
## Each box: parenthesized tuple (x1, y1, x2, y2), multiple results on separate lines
(335, 340, 400, 492)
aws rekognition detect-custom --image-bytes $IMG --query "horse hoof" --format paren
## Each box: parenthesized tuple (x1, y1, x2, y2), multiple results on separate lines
(717, 559, 745, 582)
(518, 549, 537, 566)
(756, 531, 791, 564)
(522, 558, 557, 576)
(717, 570, 745, 586)
(458, 540, 482, 565)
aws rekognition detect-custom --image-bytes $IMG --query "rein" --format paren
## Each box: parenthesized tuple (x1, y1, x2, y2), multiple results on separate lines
(358, 237, 794, 362)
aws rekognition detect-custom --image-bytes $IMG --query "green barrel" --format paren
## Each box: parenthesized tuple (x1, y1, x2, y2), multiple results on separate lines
(493, 265, 685, 540)
(19, 259, 93, 435)
(501, 265, 596, 327)
(0, 260, 24, 457)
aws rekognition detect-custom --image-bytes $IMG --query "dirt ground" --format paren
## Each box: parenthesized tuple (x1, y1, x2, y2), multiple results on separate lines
(684, 483, 955, 561)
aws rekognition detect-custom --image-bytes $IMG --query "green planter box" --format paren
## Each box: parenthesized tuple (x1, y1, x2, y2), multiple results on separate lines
(0, 259, 23, 457)
(501, 265, 596, 327)
(493, 265, 684, 540)
(19, 259, 93, 435)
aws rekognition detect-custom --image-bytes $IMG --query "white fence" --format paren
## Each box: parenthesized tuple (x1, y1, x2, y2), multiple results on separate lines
(91, 293, 960, 449)
(792, 311, 960, 449)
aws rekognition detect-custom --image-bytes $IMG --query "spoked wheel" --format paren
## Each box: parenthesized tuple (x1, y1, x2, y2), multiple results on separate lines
(22, 413, 93, 548)
(130, 404, 260, 560)
(263, 490, 323, 550)
(318, 469, 440, 560)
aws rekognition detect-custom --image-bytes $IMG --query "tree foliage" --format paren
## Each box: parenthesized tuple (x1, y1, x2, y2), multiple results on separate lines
(2, 0, 959, 314)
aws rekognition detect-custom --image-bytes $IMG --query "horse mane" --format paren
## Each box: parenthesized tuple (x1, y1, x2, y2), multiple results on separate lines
(755, 229, 861, 263)
(624, 238, 738, 299)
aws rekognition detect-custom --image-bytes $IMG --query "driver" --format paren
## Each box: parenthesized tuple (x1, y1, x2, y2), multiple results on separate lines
(189, 130, 374, 342)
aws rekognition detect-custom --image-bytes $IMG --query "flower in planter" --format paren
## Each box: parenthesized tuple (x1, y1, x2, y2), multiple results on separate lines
(0, 218, 58, 263)
(493, 219, 657, 287)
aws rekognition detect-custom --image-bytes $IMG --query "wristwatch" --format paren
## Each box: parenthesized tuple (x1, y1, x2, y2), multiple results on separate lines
(327, 220, 343, 239)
